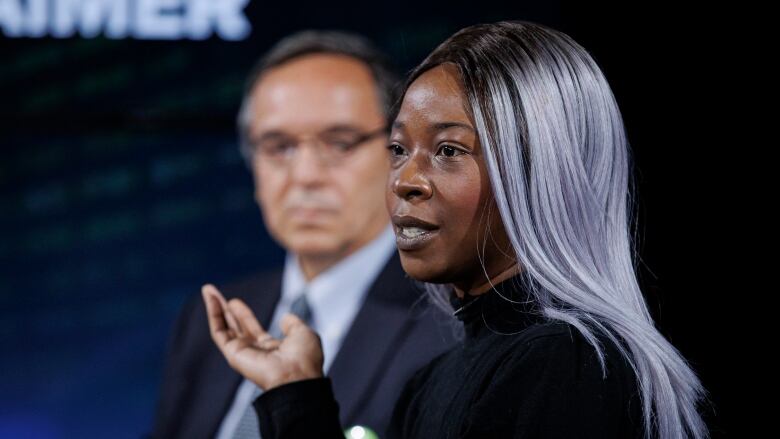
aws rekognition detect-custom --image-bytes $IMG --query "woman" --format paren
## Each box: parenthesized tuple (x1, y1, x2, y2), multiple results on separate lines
(202, 20, 710, 439)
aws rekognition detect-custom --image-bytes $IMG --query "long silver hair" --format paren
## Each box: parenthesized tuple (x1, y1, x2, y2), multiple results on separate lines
(402, 20, 710, 439)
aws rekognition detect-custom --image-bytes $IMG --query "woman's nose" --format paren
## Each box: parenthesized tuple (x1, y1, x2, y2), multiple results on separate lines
(391, 154, 433, 201)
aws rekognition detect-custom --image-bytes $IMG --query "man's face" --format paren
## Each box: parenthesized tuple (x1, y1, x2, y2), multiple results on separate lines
(247, 53, 391, 260)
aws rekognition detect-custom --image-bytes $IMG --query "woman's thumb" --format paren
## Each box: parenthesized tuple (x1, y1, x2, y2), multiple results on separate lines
(280, 313, 306, 337)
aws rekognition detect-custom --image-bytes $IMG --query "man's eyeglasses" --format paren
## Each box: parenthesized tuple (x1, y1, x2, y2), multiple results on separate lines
(249, 126, 388, 167)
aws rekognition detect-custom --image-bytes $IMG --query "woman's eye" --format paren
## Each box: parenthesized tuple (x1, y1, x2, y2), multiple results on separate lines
(387, 143, 405, 156)
(438, 144, 464, 157)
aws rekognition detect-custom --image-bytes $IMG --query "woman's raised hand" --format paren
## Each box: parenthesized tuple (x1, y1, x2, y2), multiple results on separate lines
(201, 283, 324, 391)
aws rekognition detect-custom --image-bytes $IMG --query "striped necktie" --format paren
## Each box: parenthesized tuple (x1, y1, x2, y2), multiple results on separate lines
(231, 290, 312, 439)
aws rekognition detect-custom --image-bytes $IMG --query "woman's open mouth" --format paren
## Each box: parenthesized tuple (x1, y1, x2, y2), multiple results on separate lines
(396, 226, 439, 251)
(392, 214, 440, 251)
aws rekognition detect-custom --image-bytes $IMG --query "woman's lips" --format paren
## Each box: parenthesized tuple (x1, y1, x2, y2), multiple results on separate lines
(391, 214, 440, 251)
(395, 226, 439, 251)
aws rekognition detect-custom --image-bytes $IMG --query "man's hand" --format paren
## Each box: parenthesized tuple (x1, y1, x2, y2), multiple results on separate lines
(202, 284, 324, 391)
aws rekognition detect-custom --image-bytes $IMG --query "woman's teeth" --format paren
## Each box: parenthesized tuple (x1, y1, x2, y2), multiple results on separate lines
(400, 227, 428, 238)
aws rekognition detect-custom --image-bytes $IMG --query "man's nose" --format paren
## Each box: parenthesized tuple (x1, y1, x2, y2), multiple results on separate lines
(391, 152, 432, 201)
(288, 141, 328, 185)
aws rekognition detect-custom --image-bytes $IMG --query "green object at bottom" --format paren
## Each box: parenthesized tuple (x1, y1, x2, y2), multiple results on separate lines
(343, 425, 379, 439)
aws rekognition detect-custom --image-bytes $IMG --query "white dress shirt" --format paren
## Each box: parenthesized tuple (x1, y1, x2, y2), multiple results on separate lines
(215, 224, 397, 438)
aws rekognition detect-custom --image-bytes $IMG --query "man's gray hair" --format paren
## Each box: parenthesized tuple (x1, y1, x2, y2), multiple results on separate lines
(236, 30, 400, 164)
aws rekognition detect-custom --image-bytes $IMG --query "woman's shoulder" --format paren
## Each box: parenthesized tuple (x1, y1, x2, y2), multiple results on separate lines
(487, 320, 641, 414)
(468, 321, 644, 436)
(406, 346, 452, 386)
(503, 321, 633, 372)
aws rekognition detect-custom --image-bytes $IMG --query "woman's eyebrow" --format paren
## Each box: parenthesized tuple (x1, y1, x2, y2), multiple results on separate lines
(430, 121, 474, 133)
(391, 120, 474, 132)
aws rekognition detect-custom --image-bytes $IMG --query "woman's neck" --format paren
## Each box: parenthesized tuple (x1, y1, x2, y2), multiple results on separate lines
(452, 263, 521, 299)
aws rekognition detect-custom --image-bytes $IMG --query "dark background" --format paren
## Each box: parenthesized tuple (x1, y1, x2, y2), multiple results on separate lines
(0, 1, 737, 437)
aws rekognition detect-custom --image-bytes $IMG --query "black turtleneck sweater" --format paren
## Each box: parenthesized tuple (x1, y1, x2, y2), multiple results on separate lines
(253, 273, 645, 438)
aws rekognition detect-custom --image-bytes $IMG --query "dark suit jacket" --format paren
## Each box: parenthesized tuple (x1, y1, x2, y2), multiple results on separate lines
(149, 252, 458, 439)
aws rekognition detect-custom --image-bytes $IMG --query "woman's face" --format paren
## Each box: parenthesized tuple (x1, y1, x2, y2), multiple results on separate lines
(386, 63, 517, 295)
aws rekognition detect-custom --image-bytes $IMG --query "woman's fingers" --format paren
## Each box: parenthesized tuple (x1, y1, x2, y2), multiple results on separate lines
(228, 298, 266, 340)
(280, 312, 311, 338)
(257, 338, 282, 350)
(213, 287, 243, 337)
(228, 300, 285, 351)
(202, 283, 242, 337)
(202, 284, 232, 347)
(203, 284, 276, 354)
(202, 297, 324, 390)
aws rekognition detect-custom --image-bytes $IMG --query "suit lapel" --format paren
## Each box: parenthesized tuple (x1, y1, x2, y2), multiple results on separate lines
(327, 253, 418, 426)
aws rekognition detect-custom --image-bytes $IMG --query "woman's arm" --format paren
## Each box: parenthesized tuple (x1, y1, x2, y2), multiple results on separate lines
(253, 377, 345, 439)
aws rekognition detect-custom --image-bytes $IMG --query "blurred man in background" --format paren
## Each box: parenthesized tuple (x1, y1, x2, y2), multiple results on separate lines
(150, 30, 456, 439)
